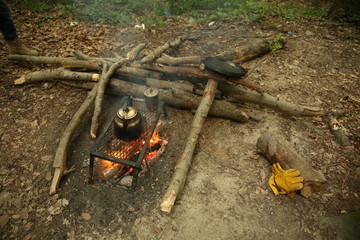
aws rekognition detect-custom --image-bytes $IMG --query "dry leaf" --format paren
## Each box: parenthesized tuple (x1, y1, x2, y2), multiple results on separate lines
(41, 155, 52, 162)
(0, 215, 10, 228)
(81, 213, 92, 221)
(22, 234, 32, 240)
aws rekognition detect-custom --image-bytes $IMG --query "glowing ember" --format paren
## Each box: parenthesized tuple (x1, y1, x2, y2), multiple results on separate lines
(96, 127, 167, 180)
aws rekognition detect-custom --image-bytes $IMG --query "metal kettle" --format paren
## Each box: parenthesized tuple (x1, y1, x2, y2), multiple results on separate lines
(114, 97, 142, 141)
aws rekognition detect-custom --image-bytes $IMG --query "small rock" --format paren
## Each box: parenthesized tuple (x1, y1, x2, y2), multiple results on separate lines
(119, 175, 133, 187)
(341, 210, 347, 214)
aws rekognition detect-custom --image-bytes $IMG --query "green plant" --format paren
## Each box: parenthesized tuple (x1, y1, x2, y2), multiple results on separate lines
(270, 33, 285, 53)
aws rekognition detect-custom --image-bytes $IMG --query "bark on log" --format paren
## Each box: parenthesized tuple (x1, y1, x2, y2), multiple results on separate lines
(109, 78, 249, 123)
(126, 43, 146, 60)
(14, 68, 100, 85)
(8, 55, 162, 79)
(50, 84, 98, 195)
(217, 39, 272, 63)
(145, 77, 195, 93)
(256, 133, 327, 198)
(140, 38, 183, 64)
(73, 51, 122, 63)
(90, 60, 126, 138)
(141, 64, 265, 93)
(161, 79, 218, 213)
(156, 54, 202, 65)
(222, 83, 325, 117)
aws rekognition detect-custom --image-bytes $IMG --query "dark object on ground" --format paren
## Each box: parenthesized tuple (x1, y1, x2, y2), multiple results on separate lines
(203, 57, 247, 78)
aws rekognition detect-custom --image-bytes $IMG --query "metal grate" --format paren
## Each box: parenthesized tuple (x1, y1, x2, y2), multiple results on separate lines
(94, 100, 157, 162)
(89, 97, 163, 187)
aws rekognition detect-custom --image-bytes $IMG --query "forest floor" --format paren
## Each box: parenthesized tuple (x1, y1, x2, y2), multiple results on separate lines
(0, 4, 360, 240)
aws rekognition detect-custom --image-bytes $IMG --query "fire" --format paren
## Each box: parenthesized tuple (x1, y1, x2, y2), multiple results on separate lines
(97, 127, 167, 180)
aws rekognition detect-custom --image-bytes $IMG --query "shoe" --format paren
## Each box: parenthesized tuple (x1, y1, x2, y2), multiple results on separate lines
(6, 38, 39, 56)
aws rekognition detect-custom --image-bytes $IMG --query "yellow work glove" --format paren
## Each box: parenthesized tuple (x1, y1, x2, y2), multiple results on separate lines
(268, 163, 304, 198)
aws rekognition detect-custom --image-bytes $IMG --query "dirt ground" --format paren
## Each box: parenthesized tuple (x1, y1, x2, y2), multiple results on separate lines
(1, 5, 360, 240)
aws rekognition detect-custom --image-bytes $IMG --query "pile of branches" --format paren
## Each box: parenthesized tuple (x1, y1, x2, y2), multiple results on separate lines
(9, 36, 328, 211)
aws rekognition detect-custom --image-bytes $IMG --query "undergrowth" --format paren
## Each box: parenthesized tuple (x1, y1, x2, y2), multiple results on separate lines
(12, 0, 332, 26)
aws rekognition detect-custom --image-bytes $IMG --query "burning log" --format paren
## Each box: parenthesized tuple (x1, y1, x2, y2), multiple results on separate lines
(90, 60, 127, 138)
(50, 84, 99, 195)
(161, 79, 218, 213)
(140, 38, 183, 64)
(126, 43, 146, 60)
(256, 133, 327, 198)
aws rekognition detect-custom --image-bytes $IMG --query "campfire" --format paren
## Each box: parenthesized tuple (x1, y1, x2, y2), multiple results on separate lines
(95, 124, 167, 184)
(89, 96, 165, 188)
(10, 36, 330, 212)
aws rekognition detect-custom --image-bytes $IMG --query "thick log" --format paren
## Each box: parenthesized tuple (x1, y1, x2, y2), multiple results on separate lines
(50, 84, 98, 195)
(156, 54, 202, 65)
(126, 43, 146, 60)
(161, 79, 218, 213)
(217, 39, 272, 63)
(256, 133, 327, 198)
(145, 77, 195, 93)
(109, 79, 249, 123)
(140, 38, 183, 64)
(141, 64, 265, 93)
(222, 83, 325, 117)
(90, 60, 127, 138)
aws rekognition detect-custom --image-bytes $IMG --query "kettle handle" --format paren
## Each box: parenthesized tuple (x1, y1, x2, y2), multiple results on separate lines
(123, 96, 133, 113)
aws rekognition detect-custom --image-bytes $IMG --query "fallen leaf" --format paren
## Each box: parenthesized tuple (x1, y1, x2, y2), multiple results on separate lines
(81, 213, 92, 221)
(0, 215, 10, 228)
(22, 233, 32, 240)
(41, 155, 52, 162)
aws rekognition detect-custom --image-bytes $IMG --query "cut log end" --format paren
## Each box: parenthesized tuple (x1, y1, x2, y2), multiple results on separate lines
(14, 76, 26, 85)
(90, 131, 97, 139)
(50, 168, 62, 195)
(160, 189, 177, 213)
(92, 74, 100, 81)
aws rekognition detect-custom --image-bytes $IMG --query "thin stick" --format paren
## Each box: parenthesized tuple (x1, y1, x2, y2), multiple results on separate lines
(90, 59, 127, 138)
(244, 57, 267, 78)
(160, 79, 218, 213)
(50, 84, 98, 195)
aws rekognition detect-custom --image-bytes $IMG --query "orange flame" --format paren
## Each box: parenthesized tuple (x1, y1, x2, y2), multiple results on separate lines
(97, 128, 166, 179)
